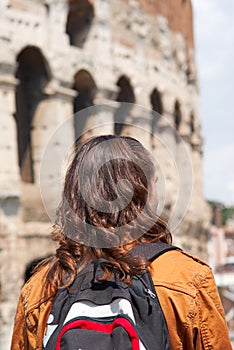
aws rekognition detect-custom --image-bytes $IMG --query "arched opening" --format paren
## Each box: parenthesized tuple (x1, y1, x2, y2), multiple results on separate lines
(174, 100, 182, 132)
(15, 46, 52, 183)
(73, 69, 96, 113)
(116, 75, 135, 104)
(73, 69, 97, 139)
(150, 88, 163, 115)
(190, 112, 195, 134)
(150, 88, 163, 136)
(114, 75, 135, 135)
(66, 0, 94, 48)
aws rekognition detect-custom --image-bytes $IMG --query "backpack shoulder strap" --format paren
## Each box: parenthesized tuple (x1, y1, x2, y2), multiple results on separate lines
(130, 241, 180, 262)
(129, 242, 176, 350)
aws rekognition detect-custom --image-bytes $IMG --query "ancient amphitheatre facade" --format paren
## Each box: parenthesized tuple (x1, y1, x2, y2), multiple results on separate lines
(0, 0, 209, 347)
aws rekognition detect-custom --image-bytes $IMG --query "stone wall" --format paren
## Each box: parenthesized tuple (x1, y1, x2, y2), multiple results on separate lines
(0, 0, 209, 348)
(123, 0, 194, 49)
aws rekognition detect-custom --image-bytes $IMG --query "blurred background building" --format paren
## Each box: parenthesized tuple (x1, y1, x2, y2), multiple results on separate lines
(0, 0, 232, 348)
(208, 202, 234, 343)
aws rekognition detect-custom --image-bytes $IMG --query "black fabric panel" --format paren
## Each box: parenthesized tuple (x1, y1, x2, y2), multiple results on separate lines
(130, 242, 180, 262)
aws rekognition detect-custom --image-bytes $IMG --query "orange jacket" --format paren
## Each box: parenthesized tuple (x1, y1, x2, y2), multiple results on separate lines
(11, 249, 232, 350)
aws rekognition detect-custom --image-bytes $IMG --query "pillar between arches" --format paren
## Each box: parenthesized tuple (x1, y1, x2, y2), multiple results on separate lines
(22, 80, 76, 222)
(0, 71, 21, 350)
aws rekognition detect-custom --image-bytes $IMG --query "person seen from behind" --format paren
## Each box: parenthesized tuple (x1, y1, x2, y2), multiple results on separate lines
(11, 135, 232, 349)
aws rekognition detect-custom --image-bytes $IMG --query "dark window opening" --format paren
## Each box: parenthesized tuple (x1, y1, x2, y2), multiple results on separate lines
(174, 100, 182, 132)
(114, 75, 135, 135)
(66, 0, 94, 48)
(73, 69, 96, 112)
(73, 69, 97, 139)
(15, 46, 52, 183)
(150, 88, 163, 136)
(190, 112, 195, 134)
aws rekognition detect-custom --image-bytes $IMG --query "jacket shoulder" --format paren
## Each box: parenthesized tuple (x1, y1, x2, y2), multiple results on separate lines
(21, 264, 56, 314)
(149, 249, 212, 296)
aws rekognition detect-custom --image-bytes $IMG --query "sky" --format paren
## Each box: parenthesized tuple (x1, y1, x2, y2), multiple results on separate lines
(192, 0, 234, 205)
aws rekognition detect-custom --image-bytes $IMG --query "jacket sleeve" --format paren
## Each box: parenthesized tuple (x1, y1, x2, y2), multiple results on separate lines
(194, 267, 232, 350)
(11, 293, 28, 350)
(149, 250, 232, 350)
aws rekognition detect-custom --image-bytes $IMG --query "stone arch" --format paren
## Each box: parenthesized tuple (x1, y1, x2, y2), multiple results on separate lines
(174, 99, 182, 133)
(116, 75, 135, 104)
(73, 69, 97, 139)
(66, 0, 94, 48)
(150, 88, 163, 136)
(73, 69, 97, 112)
(15, 46, 52, 183)
(189, 111, 201, 149)
(190, 111, 195, 134)
(114, 75, 135, 135)
(150, 88, 163, 115)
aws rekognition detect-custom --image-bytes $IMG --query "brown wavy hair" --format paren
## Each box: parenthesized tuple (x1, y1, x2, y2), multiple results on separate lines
(39, 135, 171, 289)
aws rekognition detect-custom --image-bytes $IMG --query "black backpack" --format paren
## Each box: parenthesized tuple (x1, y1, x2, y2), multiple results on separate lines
(43, 242, 178, 350)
